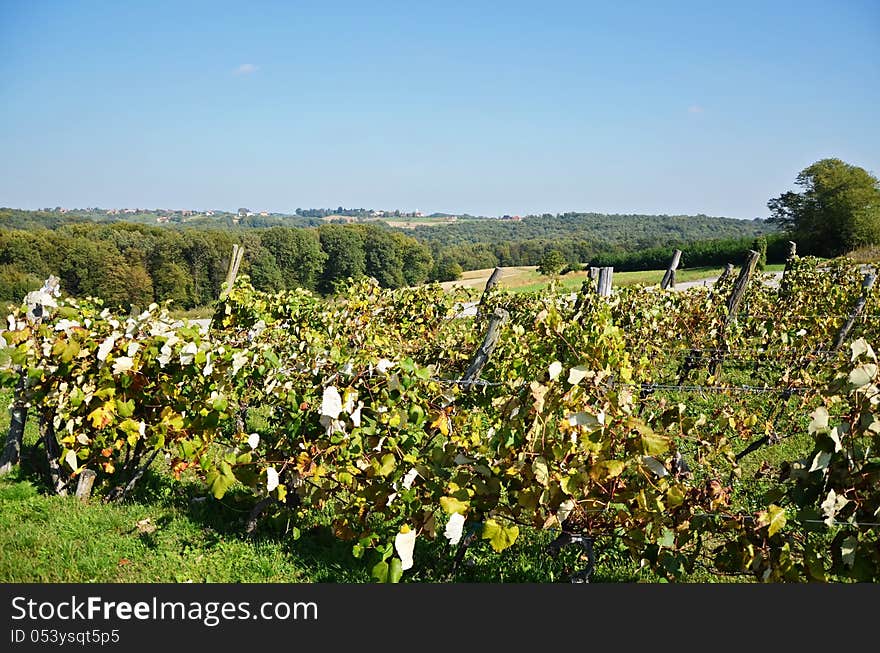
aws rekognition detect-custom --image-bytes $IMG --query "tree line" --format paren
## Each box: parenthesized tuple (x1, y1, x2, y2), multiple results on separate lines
(418, 213, 775, 277)
(0, 221, 433, 309)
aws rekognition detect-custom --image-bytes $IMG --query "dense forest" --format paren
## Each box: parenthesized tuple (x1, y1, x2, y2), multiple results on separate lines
(0, 208, 779, 309)
(0, 218, 432, 309)
(407, 212, 774, 271)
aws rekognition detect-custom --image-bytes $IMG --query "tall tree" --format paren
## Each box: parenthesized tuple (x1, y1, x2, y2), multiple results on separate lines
(318, 225, 366, 293)
(767, 158, 880, 256)
(259, 227, 326, 291)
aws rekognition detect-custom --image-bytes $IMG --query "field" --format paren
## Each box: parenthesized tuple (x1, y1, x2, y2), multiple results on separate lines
(1, 254, 878, 583)
(439, 264, 786, 293)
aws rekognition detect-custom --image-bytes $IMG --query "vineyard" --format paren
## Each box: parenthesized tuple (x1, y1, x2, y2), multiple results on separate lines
(1, 250, 879, 582)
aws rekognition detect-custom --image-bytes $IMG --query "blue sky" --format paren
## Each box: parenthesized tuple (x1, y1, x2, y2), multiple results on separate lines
(1, 0, 878, 218)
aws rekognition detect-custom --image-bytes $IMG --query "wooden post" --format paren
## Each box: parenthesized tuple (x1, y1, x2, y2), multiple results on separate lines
(0, 373, 27, 476)
(832, 272, 877, 351)
(597, 267, 613, 297)
(40, 414, 67, 496)
(478, 267, 503, 311)
(220, 244, 244, 301)
(660, 250, 682, 290)
(779, 241, 797, 297)
(724, 251, 760, 327)
(0, 276, 57, 476)
(75, 469, 97, 501)
(710, 250, 760, 377)
(231, 245, 244, 286)
(461, 308, 509, 390)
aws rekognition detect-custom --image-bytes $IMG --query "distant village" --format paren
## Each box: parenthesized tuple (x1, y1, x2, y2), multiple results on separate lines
(41, 206, 527, 224)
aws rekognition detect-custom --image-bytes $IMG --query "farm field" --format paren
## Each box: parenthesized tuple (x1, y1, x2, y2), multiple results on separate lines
(1, 254, 878, 583)
(440, 264, 786, 294)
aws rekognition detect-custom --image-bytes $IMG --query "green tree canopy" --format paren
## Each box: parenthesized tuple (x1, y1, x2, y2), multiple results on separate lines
(767, 158, 880, 256)
(431, 254, 463, 282)
(318, 225, 366, 293)
(537, 249, 567, 276)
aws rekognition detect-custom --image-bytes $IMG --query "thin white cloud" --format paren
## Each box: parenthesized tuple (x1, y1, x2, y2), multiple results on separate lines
(233, 63, 259, 76)
(687, 105, 704, 114)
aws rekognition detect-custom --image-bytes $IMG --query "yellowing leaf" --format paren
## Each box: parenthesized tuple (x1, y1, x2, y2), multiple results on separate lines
(430, 412, 450, 436)
(757, 504, 786, 537)
(376, 453, 396, 476)
(482, 518, 519, 553)
(638, 424, 669, 456)
(666, 485, 685, 509)
(532, 457, 549, 486)
(589, 459, 625, 481)
(87, 402, 115, 430)
(440, 496, 469, 515)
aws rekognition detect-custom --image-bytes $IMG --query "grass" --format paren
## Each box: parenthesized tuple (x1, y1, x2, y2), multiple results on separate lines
(0, 463, 665, 583)
(440, 264, 786, 295)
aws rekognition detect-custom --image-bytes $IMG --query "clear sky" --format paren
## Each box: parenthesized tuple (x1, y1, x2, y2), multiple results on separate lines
(1, 0, 878, 218)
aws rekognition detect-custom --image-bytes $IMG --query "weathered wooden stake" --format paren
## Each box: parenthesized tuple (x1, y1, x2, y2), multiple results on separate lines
(723, 251, 760, 328)
(461, 308, 509, 389)
(478, 267, 503, 311)
(597, 267, 614, 297)
(0, 373, 27, 476)
(588, 267, 600, 288)
(40, 414, 67, 496)
(75, 469, 97, 501)
(660, 249, 682, 290)
(710, 250, 760, 377)
(832, 272, 877, 351)
(220, 244, 245, 301)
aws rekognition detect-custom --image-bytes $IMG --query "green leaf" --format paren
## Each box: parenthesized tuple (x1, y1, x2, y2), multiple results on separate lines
(388, 557, 403, 583)
(205, 462, 236, 499)
(376, 453, 396, 476)
(212, 395, 228, 412)
(482, 518, 519, 553)
(371, 560, 389, 583)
